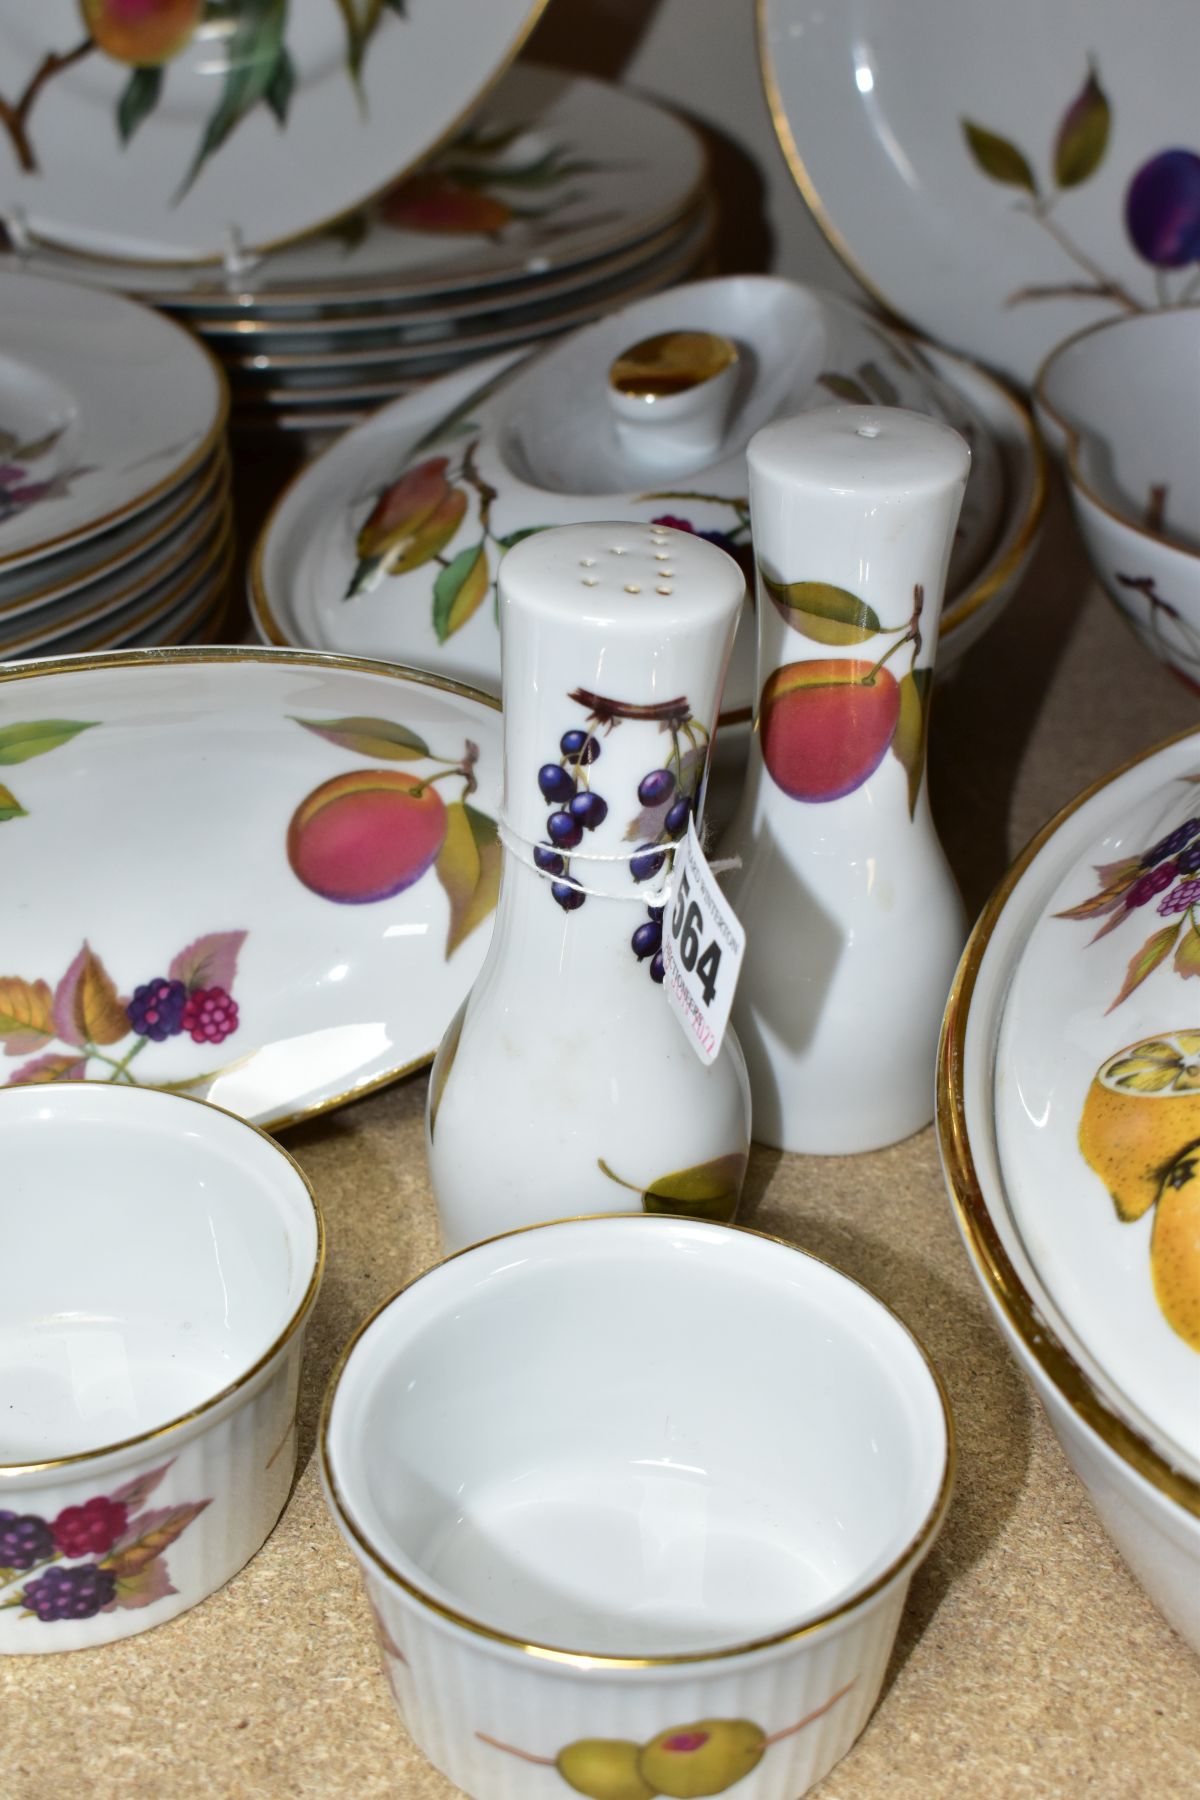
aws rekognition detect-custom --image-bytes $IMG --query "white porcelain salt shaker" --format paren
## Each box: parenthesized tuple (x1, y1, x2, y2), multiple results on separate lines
(721, 406, 969, 1154)
(427, 520, 751, 1252)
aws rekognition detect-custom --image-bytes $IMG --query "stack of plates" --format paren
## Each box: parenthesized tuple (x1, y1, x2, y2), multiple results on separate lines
(4, 65, 711, 439)
(0, 273, 231, 660)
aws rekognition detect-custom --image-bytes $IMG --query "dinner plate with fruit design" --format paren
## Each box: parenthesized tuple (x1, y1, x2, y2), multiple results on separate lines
(0, 0, 546, 263)
(942, 724, 1200, 1478)
(0, 647, 502, 1129)
(761, 0, 1200, 384)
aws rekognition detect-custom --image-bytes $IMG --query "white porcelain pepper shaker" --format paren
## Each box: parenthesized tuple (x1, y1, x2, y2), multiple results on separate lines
(427, 520, 751, 1252)
(721, 406, 969, 1154)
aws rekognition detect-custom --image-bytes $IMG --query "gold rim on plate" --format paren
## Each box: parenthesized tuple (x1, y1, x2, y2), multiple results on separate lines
(0, 645, 501, 1135)
(936, 724, 1200, 1518)
(10, 507, 234, 660)
(0, 1083, 325, 1480)
(0, 444, 228, 620)
(0, 317, 230, 572)
(320, 1211, 956, 1670)
(1, 471, 232, 648)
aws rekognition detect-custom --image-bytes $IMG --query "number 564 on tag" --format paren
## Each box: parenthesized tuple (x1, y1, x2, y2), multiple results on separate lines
(661, 818, 746, 1066)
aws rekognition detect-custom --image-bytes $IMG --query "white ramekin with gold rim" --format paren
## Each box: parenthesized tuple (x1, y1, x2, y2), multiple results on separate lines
(0, 1083, 323, 1653)
(321, 1214, 953, 1800)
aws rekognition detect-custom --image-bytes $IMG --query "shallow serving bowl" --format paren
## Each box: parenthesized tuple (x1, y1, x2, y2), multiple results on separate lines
(938, 727, 1200, 1652)
(322, 1214, 952, 1800)
(1035, 308, 1200, 694)
(0, 1083, 323, 1652)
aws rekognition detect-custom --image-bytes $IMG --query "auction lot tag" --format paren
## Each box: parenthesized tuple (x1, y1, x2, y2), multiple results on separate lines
(661, 817, 745, 1065)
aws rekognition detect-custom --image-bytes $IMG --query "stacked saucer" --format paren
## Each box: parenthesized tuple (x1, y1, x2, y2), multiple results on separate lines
(3, 65, 711, 440)
(0, 272, 231, 660)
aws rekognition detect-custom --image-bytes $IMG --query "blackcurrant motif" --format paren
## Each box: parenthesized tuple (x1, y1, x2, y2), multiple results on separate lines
(560, 729, 600, 764)
(632, 920, 663, 960)
(637, 768, 676, 807)
(664, 796, 692, 839)
(551, 878, 586, 911)
(538, 763, 576, 804)
(630, 844, 666, 883)
(533, 686, 711, 968)
(547, 811, 583, 850)
(569, 790, 608, 830)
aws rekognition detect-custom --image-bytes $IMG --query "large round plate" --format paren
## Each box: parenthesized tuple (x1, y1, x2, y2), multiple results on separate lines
(0, 1, 547, 263)
(0, 649, 502, 1129)
(250, 305, 1043, 704)
(0, 272, 227, 568)
(760, 0, 1200, 385)
(941, 726, 1200, 1483)
(0, 61, 702, 293)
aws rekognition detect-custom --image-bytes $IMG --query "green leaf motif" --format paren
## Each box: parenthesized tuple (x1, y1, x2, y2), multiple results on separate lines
(891, 667, 933, 818)
(961, 119, 1038, 194)
(432, 543, 489, 644)
(1174, 920, 1200, 980)
(0, 782, 27, 822)
(1107, 921, 1182, 1012)
(175, 0, 288, 201)
(0, 719, 95, 765)
(117, 65, 163, 145)
(434, 801, 500, 957)
(858, 360, 900, 406)
(427, 1000, 464, 1141)
(818, 371, 872, 404)
(494, 526, 549, 550)
(1054, 62, 1110, 189)
(598, 1153, 747, 1223)
(292, 715, 430, 761)
(760, 572, 884, 646)
(264, 45, 296, 126)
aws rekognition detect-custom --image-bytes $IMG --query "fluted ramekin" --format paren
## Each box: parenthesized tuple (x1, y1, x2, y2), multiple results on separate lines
(322, 1214, 952, 1800)
(0, 1083, 323, 1652)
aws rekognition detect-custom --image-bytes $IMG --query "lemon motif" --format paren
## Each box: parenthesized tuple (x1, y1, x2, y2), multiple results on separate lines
(1151, 1147, 1200, 1351)
(1078, 1031, 1200, 1222)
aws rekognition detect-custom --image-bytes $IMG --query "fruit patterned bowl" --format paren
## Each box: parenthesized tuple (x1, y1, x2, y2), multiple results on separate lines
(251, 276, 1047, 713)
(1034, 308, 1200, 695)
(938, 726, 1200, 1651)
(321, 1213, 953, 1800)
(0, 1082, 323, 1652)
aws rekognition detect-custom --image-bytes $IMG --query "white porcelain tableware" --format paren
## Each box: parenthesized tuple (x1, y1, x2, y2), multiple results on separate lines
(0, 271, 227, 569)
(0, 480, 231, 657)
(427, 522, 751, 1253)
(0, 647, 502, 1127)
(0, 1082, 323, 1652)
(1035, 307, 1200, 694)
(322, 1213, 954, 1800)
(0, 0, 546, 263)
(251, 279, 1033, 711)
(723, 408, 969, 1154)
(938, 727, 1200, 1649)
(760, 0, 1200, 385)
(0, 64, 704, 308)
(0, 446, 226, 622)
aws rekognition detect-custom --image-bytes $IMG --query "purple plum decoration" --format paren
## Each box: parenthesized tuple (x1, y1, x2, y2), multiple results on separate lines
(1125, 149, 1200, 267)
